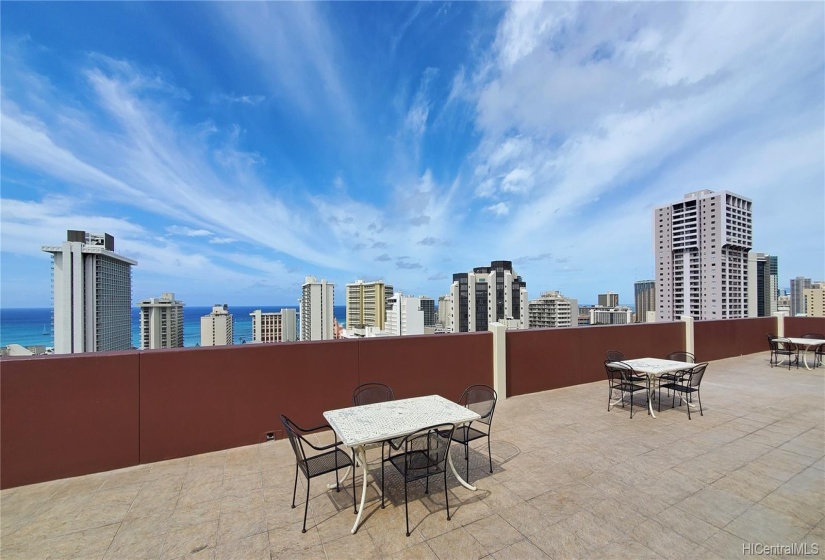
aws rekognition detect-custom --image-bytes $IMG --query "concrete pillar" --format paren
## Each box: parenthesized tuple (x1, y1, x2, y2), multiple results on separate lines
(680, 316, 695, 356)
(489, 322, 507, 399)
(772, 312, 787, 337)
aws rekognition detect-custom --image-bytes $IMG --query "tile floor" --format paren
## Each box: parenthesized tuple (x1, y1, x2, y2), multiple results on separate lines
(1, 352, 823, 559)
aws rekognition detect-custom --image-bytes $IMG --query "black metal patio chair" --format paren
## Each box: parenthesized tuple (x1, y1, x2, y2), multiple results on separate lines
(802, 333, 825, 368)
(451, 385, 497, 484)
(383, 423, 456, 536)
(280, 415, 355, 533)
(606, 350, 626, 362)
(658, 362, 708, 419)
(660, 351, 695, 395)
(605, 361, 649, 419)
(770, 338, 799, 370)
(353, 382, 395, 406)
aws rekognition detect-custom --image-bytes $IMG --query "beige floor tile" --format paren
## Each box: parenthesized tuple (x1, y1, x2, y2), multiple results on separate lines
(674, 486, 754, 529)
(159, 520, 218, 560)
(463, 514, 523, 555)
(427, 526, 487, 560)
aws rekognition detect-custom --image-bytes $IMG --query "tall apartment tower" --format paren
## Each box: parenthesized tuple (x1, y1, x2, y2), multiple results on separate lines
(634, 280, 656, 323)
(139, 292, 184, 349)
(437, 295, 452, 328)
(450, 260, 528, 332)
(346, 280, 387, 332)
(528, 291, 578, 328)
(747, 253, 779, 317)
(300, 276, 334, 341)
(250, 308, 297, 343)
(598, 292, 619, 308)
(654, 190, 753, 321)
(790, 277, 812, 316)
(201, 304, 233, 346)
(42, 230, 137, 354)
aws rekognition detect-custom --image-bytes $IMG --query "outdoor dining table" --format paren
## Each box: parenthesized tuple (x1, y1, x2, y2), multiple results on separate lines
(778, 337, 825, 370)
(323, 394, 481, 534)
(609, 358, 694, 418)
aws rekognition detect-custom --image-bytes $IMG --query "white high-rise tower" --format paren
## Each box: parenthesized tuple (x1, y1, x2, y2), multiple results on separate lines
(300, 276, 334, 341)
(654, 190, 752, 321)
(139, 292, 184, 349)
(42, 230, 137, 354)
(201, 304, 233, 346)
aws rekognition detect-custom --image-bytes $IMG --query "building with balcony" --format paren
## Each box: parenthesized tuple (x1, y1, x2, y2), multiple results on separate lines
(346, 280, 387, 334)
(139, 292, 184, 349)
(634, 280, 656, 322)
(385, 293, 426, 336)
(301, 276, 334, 341)
(419, 296, 436, 327)
(590, 306, 633, 325)
(450, 260, 528, 332)
(804, 283, 825, 317)
(42, 230, 137, 354)
(598, 291, 619, 308)
(748, 253, 779, 318)
(791, 277, 812, 316)
(250, 308, 297, 343)
(655, 190, 752, 321)
(201, 304, 233, 346)
(528, 291, 578, 328)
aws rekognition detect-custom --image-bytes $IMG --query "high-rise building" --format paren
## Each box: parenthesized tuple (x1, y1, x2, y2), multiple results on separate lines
(790, 277, 812, 316)
(747, 253, 779, 317)
(590, 306, 633, 325)
(139, 292, 184, 349)
(300, 276, 334, 341)
(449, 260, 528, 332)
(201, 304, 233, 346)
(419, 296, 436, 327)
(346, 280, 387, 333)
(803, 283, 825, 317)
(250, 308, 297, 343)
(634, 280, 656, 323)
(385, 293, 426, 336)
(654, 190, 752, 321)
(437, 295, 452, 329)
(598, 292, 619, 308)
(528, 291, 578, 328)
(42, 230, 137, 354)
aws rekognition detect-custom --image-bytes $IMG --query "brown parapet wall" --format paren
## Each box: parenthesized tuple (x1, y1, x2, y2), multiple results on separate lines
(0, 351, 140, 489)
(785, 317, 825, 338)
(505, 322, 685, 398)
(694, 317, 779, 362)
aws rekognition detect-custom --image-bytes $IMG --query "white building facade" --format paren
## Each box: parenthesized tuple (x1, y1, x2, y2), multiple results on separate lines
(201, 304, 233, 346)
(42, 230, 137, 354)
(655, 190, 753, 321)
(528, 291, 578, 328)
(300, 276, 334, 341)
(385, 293, 426, 336)
(449, 260, 528, 332)
(346, 280, 387, 334)
(590, 307, 633, 325)
(139, 292, 184, 349)
(250, 308, 297, 343)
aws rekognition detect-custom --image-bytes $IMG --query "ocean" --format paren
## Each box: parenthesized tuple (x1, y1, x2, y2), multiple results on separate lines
(0, 306, 348, 349)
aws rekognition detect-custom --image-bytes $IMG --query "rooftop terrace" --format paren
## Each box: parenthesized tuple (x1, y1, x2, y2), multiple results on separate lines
(2, 352, 823, 559)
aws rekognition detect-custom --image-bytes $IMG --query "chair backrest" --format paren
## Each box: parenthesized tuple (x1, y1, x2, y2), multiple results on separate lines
(666, 351, 695, 363)
(802, 333, 825, 339)
(606, 350, 626, 362)
(605, 361, 636, 382)
(395, 424, 455, 479)
(458, 385, 497, 426)
(280, 415, 309, 470)
(353, 382, 395, 406)
(687, 363, 708, 387)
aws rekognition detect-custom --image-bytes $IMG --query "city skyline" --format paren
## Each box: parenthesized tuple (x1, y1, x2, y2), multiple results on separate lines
(1, 3, 823, 308)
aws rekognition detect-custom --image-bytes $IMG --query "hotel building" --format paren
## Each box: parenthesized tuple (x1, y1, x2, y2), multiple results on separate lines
(201, 304, 233, 346)
(654, 190, 752, 321)
(528, 291, 578, 328)
(791, 277, 812, 317)
(346, 280, 388, 334)
(139, 292, 184, 349)
(250, 309, 297, 343)
(449, 260, 528, 332)
(747, 253, 779, 317)
(42, 230, 137, 354)
(300, 276, 334, 341)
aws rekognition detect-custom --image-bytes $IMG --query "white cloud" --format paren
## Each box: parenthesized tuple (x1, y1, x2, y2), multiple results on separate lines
(485, 202, 509, 216)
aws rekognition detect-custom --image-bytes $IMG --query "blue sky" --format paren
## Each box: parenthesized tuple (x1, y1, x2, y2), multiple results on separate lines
(1, 2, 823, 308)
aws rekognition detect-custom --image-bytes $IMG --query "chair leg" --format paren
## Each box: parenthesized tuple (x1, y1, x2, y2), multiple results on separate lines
(487, 435, 493, 474)
(302, 478, 310, 533)
(352, 452, 356, 513)
(698, 390, 703, 416)
(291, 465, 299, 508)
(444, 470, 451, 521)
(686, 392, 692, 420)
(381, 452, 385, 509)
(404, 480, 410, 537)
(465, 441, 470, 484)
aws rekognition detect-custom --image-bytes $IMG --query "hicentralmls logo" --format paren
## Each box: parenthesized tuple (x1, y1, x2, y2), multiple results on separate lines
(743, 543, 819, 556)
